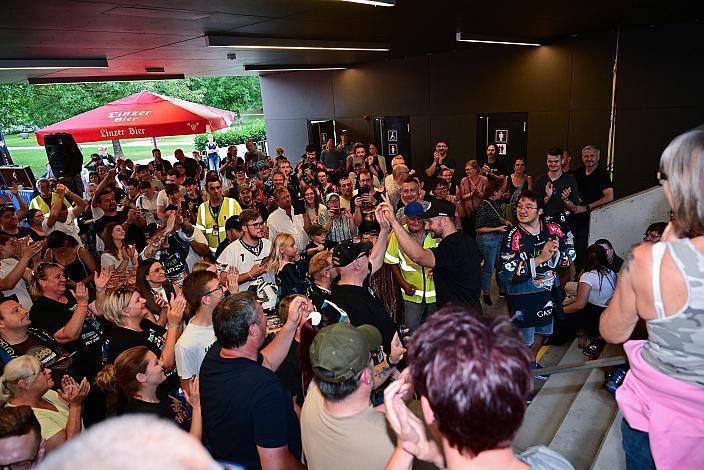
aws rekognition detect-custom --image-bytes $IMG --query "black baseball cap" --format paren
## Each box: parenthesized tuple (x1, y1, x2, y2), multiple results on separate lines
(419, 198, 456, 219)
(225, 215, 242, 231)
(332, 240, 373, 267)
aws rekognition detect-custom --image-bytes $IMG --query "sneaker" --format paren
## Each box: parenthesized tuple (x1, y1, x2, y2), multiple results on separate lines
(532, 362, 548, 381)
(482, 294, 493, 306)
(604, 366, 628, 394)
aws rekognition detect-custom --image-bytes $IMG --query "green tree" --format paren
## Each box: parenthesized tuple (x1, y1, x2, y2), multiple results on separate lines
(0, 76, 261, 131)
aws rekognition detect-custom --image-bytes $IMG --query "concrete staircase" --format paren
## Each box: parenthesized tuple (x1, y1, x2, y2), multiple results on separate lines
(513, 340, 627, 470)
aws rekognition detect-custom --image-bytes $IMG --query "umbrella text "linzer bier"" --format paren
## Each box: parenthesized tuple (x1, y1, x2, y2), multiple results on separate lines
(99, 127, 147, 138)
(106, 110, 153, 122)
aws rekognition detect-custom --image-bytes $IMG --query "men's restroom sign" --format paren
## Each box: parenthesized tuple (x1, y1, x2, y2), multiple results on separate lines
(387, 129, 398, 142)
(495, 129, 508, 144)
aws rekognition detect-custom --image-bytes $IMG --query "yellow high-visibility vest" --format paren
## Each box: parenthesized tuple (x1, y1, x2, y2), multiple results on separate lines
(195, 197, 242, 253)
(384, 227, 437, 304)
(29, 194, 70, 215)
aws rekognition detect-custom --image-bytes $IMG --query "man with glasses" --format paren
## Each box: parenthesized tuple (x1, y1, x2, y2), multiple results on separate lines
(0, 406, 45, 469)
(425, 139, 455, 179)
(196, 175, 243, 256)
(306, 251, 338, 311)
(498, 190, 575, 373)
(217, 209, 275, 291)
(175, 270, 222, 391)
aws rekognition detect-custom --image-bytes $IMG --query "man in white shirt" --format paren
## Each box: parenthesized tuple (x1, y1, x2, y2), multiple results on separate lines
(136, 181, 159, 226)
(175, 270, 223, 389)
(43, 183, 86, 245)
(217, 209, 275, 291)
(267, 187, 308, 253)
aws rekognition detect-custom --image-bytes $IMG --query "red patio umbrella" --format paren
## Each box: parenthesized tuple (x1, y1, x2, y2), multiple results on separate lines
(35, 90, 234, 145)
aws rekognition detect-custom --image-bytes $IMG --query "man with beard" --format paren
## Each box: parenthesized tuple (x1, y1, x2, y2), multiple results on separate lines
(379, 197, 482, 312)
(94, 189, 147, 251)
(385, 202, 437, 330)
(217, 209, 275, 291)
(235, 184, 269, 219)
(196, 176, 242, 256)
(329, 206, 395, 353)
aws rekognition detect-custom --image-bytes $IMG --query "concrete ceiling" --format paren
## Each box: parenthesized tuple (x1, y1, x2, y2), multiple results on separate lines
(1, 0, 700, 84)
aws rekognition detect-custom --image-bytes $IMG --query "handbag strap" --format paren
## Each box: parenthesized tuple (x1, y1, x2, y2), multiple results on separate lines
(483, 199, 503, 221)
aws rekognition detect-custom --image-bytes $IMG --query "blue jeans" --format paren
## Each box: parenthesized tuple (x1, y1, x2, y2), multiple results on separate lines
(476, 232, 502, 293)
(207, 153, 220, 172)
(621, 418, 655, 470)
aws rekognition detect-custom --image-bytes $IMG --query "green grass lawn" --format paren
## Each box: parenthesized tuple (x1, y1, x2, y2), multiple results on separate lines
(4, 114, 264, 178)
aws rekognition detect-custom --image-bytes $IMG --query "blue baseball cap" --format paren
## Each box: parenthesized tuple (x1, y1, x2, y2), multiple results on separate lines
(404, 201, 425, 218)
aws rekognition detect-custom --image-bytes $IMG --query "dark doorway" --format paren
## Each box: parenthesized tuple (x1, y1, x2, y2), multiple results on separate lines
(373, 116, 411, 168)
(476, 113, 528, 164)
(307, 119, 336, 152)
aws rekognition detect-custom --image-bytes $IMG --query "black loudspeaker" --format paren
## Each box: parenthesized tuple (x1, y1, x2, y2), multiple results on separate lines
(44, 133, 83, 178)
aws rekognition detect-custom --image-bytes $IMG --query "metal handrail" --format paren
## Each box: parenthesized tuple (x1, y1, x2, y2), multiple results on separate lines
(534, 356, 627, 377)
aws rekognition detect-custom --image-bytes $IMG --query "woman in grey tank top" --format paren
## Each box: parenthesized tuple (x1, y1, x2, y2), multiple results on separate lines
(600, 126, 704, 470)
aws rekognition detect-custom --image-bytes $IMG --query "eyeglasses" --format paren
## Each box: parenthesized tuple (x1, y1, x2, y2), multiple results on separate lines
(657, 170, 667, 185)
(0, 442, 41, 470)
(246, 221, 265, 228)
(203, 285, 224, 297)
(10, 364, 46, 384)
(517, 205, 538, 212)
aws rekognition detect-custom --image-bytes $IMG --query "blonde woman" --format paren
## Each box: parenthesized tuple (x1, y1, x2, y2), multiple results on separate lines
(0, 355, 89, 452)
(263, 232, 308, 300)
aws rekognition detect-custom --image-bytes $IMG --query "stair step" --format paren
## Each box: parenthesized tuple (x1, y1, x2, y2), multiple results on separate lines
(547, 359, 619, 469)
(590, 411, 627, 470)
(513, 339, 591, 452)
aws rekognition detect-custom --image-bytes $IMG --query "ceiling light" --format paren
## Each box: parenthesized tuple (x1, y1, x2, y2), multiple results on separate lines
(206, 35, 390, 52)
(28, 74, 184, 85)
(0, 59, 109, 70)
(104, 6, 210, 20)
(456, 32, 541, 47)
(340, 0, 395, 6)
(244, 65, 348, 72)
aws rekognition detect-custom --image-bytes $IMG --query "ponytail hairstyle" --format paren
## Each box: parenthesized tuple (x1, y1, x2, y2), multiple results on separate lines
(0, 356, 44, 405)
(95, 346, 151, 398)
(28, 262, 62, 299)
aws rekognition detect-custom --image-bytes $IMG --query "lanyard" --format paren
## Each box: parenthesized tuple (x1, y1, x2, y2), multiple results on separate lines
(208, 202, 223, 224)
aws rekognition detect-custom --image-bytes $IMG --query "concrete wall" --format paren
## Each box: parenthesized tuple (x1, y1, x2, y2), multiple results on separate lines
(261, 22, 704, 198)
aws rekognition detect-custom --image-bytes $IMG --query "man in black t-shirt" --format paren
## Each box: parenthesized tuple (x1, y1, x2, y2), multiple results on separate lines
(94, 190, 147, 250)
(150, 149, 172, 181)
(199, 292, 307, 469)
(0, 298, 64, 374)
(566, 145, 614, 271)
(329, 233, 395, 353)
(174, 149, 201, 180)
(380, 198, 482, 313)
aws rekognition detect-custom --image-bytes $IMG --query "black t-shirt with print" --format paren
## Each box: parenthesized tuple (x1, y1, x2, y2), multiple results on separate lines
(28, 294, 106, 379)
(106, 319, 179, 400)
(351, 191, 384, 234)
(124, 397, 192, 432)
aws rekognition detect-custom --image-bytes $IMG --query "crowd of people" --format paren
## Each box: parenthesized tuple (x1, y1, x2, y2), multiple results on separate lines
(0, 126, 701, 470)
